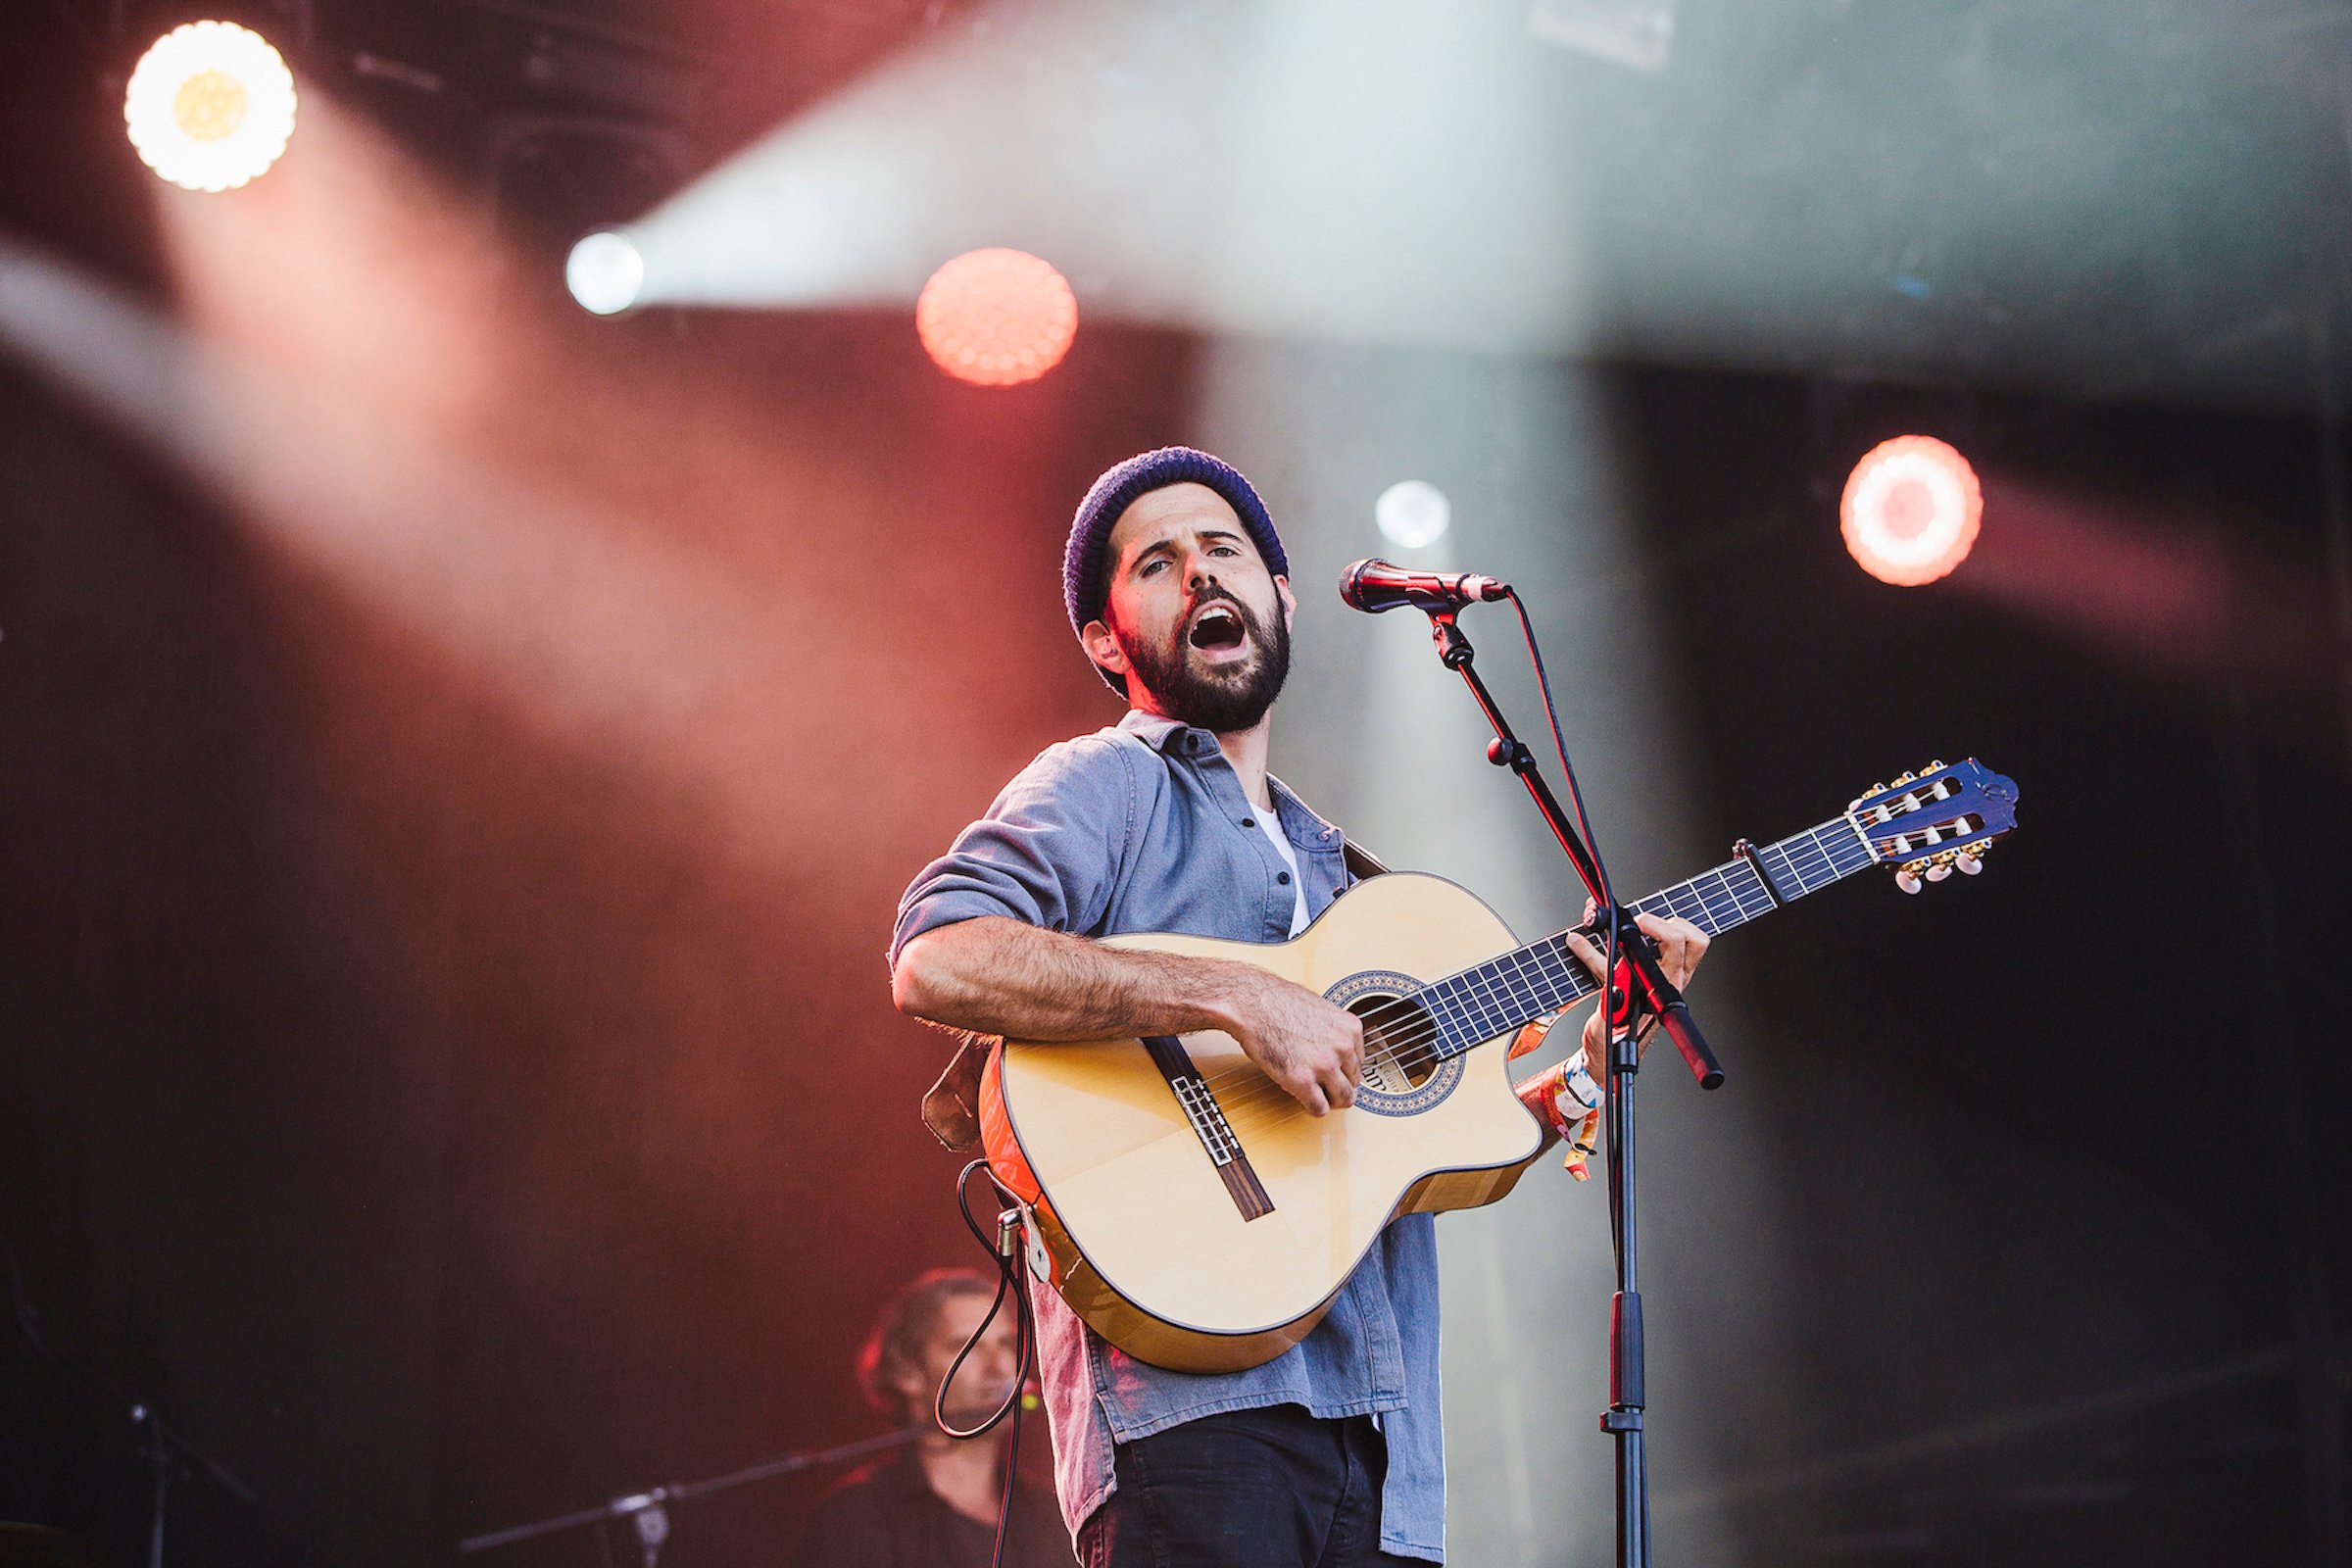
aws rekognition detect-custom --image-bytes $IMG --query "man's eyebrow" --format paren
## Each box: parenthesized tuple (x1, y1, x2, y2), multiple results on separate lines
(1129, 527, 1244, 565)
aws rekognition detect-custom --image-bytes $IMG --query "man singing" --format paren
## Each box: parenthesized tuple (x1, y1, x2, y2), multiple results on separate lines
(889, 448, 1707, 1566)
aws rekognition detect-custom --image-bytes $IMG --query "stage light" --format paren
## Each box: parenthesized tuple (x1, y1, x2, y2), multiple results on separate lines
(566, 229, 646, 316)
(1840, 435, 1981, 586)
(123, 22, 297, 193)
(914, 249, 1077, 387)
(1375, 479, 1451, 549)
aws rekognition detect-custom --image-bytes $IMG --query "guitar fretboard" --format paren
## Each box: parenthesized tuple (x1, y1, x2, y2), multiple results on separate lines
(1413, 815, 1877, 1057)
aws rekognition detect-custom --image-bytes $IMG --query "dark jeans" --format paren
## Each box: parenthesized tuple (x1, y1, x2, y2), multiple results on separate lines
(1077, 1404, 1425, 1568)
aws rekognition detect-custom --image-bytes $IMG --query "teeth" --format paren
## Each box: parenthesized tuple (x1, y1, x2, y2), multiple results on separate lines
(1189, 604, 1245, 650)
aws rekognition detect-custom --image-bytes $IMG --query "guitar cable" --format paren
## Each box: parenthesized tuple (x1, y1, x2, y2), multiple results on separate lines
(941, 1158, 1037, 1568)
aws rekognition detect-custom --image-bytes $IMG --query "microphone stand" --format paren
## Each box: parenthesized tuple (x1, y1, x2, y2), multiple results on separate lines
(455, 1425, 928, 1567)
(5, 1243, 260, 1568)
(1417, 608, 1723, 1568)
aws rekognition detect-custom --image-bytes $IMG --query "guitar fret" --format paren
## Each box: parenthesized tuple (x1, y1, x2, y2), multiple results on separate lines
(1458, 971, 1505, 1041)
(1533, 940, 1586, 1007)
(1503, 948, 1548, 1020)
(1779, 830, 1837, 893)
(1711, 871, 1742, 925)
(1527, 938, 1585, 1012)
(1422, 978, 1461, 1053)
(1709, 868, 1754, 924)
(1442, 976, 1489, 1046)
(1417, 813, 1893, 1061)
(1827, 821, 1866, 865)
(1719, 867, 1770, 923)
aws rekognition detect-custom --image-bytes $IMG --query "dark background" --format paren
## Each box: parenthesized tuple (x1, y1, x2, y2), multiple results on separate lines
(4, 1, 2348, 1565)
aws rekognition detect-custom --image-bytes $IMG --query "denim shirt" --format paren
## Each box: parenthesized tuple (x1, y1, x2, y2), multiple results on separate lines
(891, 710, 1446, 1562)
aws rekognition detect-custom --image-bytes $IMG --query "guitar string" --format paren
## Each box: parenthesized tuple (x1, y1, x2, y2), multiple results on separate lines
(1084, 824, 1874, 1129)
(1202, 826, 1886, 1129)
(1176, 826, 1880, 1120)
(1205, 838, 1804, 1075)
(1188, 880, 1766, 1119)
(1183, 845, 1805, 1095)
(1200, 901, 1856, 1128)
(1185, 861, 1797, 1116)
(1204, 915, 1688, 1127)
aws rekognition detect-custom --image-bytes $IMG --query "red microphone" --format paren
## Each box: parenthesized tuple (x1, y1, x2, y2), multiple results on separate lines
(1339, 558, 1512, 614)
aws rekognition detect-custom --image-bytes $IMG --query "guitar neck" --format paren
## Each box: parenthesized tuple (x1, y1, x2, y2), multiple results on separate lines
(1417, 814, 1877, 1056)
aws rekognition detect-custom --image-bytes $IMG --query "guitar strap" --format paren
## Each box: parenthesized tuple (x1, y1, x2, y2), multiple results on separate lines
(918, 814, 1392, 1153)
(919, 1033, 996, 1154)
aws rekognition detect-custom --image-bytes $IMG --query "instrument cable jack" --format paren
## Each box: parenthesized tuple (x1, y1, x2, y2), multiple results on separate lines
(941, 1160, 1038, 1568)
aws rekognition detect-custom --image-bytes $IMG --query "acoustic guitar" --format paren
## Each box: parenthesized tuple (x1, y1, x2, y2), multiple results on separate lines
(981, 760, 2020, 1373)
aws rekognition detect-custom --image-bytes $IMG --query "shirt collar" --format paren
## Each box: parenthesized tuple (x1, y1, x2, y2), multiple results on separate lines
(1116, 708, 1212, 756)
(1269, 775, 1345, 851)
(1115, 710, 1343, 852)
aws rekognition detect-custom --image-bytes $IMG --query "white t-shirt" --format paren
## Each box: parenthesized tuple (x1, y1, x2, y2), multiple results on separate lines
(1255, 807, 1310, 937)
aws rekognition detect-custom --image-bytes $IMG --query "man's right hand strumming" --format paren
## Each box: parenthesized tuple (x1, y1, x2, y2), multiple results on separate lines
(1202, 964, 1364, 1117)
(892, 915, 1365, 1117)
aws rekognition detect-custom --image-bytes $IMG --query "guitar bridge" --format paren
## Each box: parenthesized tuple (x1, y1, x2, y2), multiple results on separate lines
(1141, 1036, 1275, 1221)
(1171, 1074, 1238, 1166)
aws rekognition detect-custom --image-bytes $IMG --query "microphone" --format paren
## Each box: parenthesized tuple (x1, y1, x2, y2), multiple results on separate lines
(1338, 558, 1512, 614)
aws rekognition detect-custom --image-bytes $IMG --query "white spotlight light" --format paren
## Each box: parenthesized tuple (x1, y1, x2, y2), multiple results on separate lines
(565, 230, 646, 316)
(123, 22, 298, 193)
(1375, 479, 1451, 549)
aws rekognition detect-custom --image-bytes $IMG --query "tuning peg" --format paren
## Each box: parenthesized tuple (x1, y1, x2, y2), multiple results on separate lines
(1891, 771, 1917, 788)
(1895, 864, 1924, 894)
(1925, 862, 1952, 882)
(1926, 759, 1947, 772)
(1956, 854, 1984, 875)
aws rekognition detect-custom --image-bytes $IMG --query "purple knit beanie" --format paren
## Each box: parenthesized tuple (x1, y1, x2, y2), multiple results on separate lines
(1063, 447, 1289, 690)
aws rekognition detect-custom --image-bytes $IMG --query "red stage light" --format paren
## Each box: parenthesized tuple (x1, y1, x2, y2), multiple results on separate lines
(1840, 435, 1982, 586)
(915, 249, 1078, 387)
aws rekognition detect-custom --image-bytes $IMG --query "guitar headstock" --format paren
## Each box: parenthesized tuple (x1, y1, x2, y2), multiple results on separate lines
(1848, 760, 2020, 894)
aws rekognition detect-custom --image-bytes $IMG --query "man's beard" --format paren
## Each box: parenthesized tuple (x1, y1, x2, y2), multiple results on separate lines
(1118, 589, 1292, 733)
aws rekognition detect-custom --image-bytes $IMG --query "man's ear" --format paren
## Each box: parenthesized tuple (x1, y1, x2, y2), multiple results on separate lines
(1081, 616, 1131, 677)
(1276, 576, 1297, 629)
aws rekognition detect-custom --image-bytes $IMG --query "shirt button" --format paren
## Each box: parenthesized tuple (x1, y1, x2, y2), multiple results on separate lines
(1241, 817, 1255, 828)
(1277, 871, 1293, 885)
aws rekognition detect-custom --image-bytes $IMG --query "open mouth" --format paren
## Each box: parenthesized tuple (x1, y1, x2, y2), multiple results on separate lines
(1187, 603, 1248, 652)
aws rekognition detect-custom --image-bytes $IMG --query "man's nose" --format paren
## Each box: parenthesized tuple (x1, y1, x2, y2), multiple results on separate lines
(1185, 551, 1220, 589)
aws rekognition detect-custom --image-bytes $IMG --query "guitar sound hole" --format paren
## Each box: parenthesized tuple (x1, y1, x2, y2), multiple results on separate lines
(1349, 995, 1442, 1094)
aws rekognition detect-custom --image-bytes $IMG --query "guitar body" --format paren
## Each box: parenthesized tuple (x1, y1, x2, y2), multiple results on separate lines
(981, 871, 1546, 1375)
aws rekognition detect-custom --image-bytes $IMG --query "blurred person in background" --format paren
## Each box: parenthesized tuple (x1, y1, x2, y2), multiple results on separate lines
(797, 1268, 1072, 1568)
